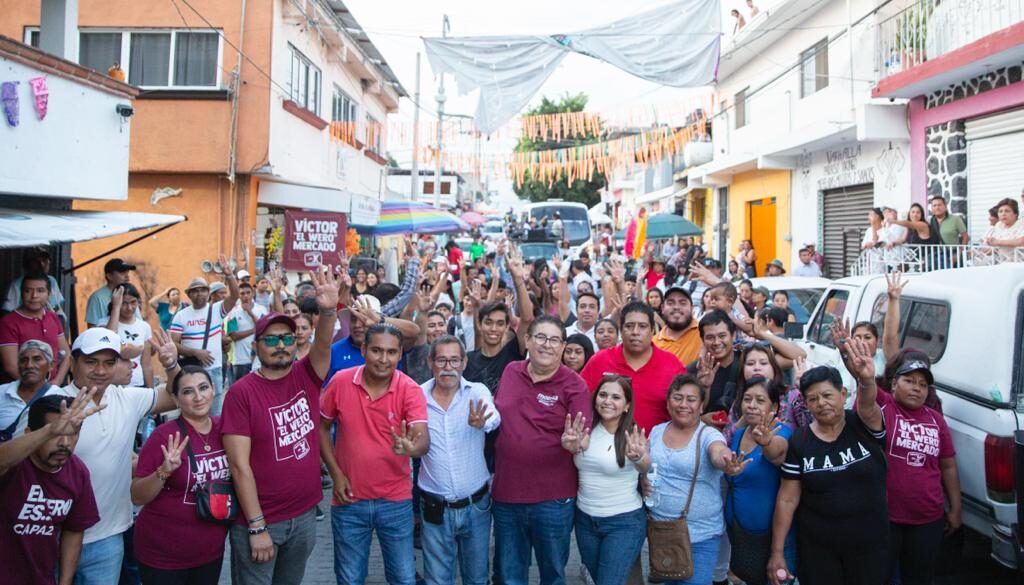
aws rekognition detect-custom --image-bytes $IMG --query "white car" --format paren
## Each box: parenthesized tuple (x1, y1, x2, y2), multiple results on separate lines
(480, 220, 505, 238)
(748, 276, 831, 324)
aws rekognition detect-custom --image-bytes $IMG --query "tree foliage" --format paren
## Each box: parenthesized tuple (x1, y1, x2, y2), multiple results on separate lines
(512, 93, 607, 208)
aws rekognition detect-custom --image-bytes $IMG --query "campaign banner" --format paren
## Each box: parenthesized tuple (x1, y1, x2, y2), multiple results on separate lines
(282, 210, 347, 271)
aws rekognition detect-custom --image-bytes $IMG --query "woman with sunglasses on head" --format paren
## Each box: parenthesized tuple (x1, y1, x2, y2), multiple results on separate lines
(724, 378, 794, 585)
(131, 366, 230, 585)
(564, 375, 649, 585)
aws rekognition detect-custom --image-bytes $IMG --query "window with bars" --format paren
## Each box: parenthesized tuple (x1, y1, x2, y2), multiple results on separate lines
(289, 45, 321, 116)
(799, 38, 829, 98)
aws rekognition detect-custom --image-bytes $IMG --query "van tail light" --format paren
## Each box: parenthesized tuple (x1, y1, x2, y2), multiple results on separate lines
(985, 434, 1016, 503)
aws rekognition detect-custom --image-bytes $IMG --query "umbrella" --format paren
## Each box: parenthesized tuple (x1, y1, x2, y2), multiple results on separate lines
(614, 213, 702, 239)
(460, 211, 488, 226)
(359, 201, 470, 236)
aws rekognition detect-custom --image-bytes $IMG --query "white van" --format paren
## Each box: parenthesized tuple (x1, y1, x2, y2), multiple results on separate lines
(524, 200, 593, 258)
(797, 263, 1024, 568)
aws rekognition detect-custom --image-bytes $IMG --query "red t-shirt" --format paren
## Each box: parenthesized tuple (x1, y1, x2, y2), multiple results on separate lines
(0, 455, 99, 585)
(492, 361, 591, 504)
(221, 357, 323, 524)
(447, 247, 464, 277)
(133, 417, 230, 569)
(0, 310, 63, 382)
(878, 389, 956, 525)
(320, 366, 427, 503)
(580, 344, 687, 433)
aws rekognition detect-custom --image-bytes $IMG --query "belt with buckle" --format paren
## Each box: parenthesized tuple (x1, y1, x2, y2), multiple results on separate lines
(421, 484, 489, 509)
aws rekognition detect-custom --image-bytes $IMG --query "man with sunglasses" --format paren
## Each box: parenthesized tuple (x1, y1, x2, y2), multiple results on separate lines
(221, 267, 341, 585)
(417, 335, 499, 585)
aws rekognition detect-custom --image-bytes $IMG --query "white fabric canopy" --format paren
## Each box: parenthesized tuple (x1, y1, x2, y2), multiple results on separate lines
(0, 208, 186, 248)
(424, 0, 721, 134)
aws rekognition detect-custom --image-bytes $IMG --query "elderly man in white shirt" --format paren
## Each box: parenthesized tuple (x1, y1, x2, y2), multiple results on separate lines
(418, 335, 501, 585)
(55, 327, 182, 585)
(0, 340, 61, 440)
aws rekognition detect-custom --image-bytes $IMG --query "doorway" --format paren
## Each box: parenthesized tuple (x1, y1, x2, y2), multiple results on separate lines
(748, 197, 776, 274)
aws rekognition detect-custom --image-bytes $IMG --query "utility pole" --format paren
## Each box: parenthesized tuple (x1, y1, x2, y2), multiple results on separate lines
(433, 14, 450, 209)
(410, 52, 421, 201)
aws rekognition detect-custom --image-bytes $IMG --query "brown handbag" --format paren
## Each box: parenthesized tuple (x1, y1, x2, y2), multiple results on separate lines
(647, 425, 706, 583)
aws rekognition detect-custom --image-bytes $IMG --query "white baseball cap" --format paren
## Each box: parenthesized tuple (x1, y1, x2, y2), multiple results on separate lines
(237, 269, 251, 279)
(72, 328, 122, 356)
(355, 294, 382, 314)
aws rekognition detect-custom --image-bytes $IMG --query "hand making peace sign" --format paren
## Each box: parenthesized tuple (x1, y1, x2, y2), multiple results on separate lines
(468, 399, 493, 429)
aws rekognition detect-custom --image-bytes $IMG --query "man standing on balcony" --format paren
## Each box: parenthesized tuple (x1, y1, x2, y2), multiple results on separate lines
(929, 196, 969, 246)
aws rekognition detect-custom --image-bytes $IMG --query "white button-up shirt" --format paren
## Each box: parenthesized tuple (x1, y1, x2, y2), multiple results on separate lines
(0, 380, 60, 438)
(418, 377, 500, 501)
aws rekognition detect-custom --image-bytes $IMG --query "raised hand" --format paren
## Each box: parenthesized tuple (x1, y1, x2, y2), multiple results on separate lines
(151, 328, 179, 369)
(414, 288, 433, 313)
(886, 270, 908, 301)
(695, 352, 719, 390)
(721, 449, 751, 476)
(506, 249, 525, 281)
(551, 253, 563, 273)
(750, 413, 781, 448)
(218, 254, 233, 277)
(468, 399, 493, 429)
(158, 431, 189, 477)
(311, 265, 340, 311)
(625, 425, 649, 462)
(828, 316, 852, 356)
(606, 259, 626, 283)
(792, 355, 809, 387)
(110, 286, 125, 311)
(390, 420, 420, 456)
(50, 387, 106, 436)
(350, 296, 381, 327)
(560, 412, 590, 454)
(846, 335, 877, 384)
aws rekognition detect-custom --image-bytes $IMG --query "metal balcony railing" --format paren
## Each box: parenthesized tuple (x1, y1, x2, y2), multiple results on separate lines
(878, 0, 1024, 78)
(849, 244, 1024, 276)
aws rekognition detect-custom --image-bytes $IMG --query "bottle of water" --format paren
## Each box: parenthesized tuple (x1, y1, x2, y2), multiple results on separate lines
(644, 463, 661, 508)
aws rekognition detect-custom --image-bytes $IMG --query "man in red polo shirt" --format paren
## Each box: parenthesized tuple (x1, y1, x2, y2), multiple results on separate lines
(580, 301, 686, 433)
(320, 323, 428, 585)
(0, 273, 70, 384)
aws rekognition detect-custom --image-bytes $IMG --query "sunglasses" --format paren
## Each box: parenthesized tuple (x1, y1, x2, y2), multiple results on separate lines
(260, 334, 296, 347)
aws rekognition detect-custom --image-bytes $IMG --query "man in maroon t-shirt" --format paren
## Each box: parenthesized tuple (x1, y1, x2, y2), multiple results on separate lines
(0, 272, 71, 384)
(0, 391, 102, 585)
(222, 267, 341, 585)
(580, 301, 686, 433)
(492, 315, 591, 585)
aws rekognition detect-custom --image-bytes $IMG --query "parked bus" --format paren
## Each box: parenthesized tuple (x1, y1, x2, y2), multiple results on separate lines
(523, 200, 593, 257)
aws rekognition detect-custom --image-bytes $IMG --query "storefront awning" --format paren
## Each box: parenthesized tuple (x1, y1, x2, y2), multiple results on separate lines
(0, 208, 186, 248)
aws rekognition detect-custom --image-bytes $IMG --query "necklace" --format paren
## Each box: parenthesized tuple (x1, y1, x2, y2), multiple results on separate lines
(187, 418, 214, 452)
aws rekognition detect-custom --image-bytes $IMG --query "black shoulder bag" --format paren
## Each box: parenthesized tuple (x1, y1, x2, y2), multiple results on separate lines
(175, 418, 238, 525)
(178, 303, 214, 368)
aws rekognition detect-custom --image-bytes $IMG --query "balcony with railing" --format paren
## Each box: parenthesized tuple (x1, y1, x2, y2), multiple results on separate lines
(874, 0, 1024, 98)
(849, 243, 1024, 276)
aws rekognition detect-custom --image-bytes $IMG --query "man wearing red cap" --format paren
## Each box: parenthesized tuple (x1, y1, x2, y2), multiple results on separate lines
(221, 267, 341, 585)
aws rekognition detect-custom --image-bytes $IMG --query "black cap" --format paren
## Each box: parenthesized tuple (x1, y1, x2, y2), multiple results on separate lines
(104, 258, 136, 273)
(702, 258, 722, 269)
(664, 286, 693, 302)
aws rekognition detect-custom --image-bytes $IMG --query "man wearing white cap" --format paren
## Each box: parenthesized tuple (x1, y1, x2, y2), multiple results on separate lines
(169, 256, 239, 415)
(55, 327, 183, 585)
(0, 340, 60, 441)
(237, 269, 252, 284)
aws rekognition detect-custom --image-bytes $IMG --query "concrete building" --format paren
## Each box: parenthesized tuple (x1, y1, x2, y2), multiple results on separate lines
(690, 0, 911, 277)
(386, 168, 465, 209)
(2, 0, 405, 328)
(871, 0, 1024, 241)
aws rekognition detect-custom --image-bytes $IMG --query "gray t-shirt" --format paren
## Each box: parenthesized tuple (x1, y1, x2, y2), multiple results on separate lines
(648, 422, 726, 543)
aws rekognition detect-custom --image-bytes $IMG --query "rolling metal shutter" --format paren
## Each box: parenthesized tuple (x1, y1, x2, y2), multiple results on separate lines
(821, 184, 874, 279)
(966, 108, 1024, 240)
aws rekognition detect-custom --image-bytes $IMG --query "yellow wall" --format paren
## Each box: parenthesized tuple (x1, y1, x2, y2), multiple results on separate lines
(687, 189, 714, 257)
(728, 170, 791, 274)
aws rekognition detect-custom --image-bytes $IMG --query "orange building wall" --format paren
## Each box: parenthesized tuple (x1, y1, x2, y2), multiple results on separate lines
(70, 173, 250, 332)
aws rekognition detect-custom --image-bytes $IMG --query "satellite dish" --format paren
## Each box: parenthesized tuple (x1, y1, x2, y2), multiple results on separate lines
(201, 260, 214, 273)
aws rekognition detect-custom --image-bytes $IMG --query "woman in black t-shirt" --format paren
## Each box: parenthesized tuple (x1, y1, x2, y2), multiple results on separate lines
(767, 339, 887, 585)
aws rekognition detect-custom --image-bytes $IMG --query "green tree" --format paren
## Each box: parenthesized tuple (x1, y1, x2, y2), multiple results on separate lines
(512, 93, 607, 208)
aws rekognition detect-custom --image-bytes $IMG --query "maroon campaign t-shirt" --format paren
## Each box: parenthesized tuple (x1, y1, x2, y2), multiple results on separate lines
(221, 357, 323, 524)
(133, 417, 230, 569)
(0, 455, 99, 585)
(492, 361, 591, 504)
(878, 390, 956, 525)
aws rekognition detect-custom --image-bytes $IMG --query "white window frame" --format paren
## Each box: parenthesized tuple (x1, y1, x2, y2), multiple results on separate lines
(288, 44, 321, 116)
(24, 27, 224, 90)
(365, 113, 383, 154)
(331, 85, 358, 123)
(735, 87, 750, 129)
(799, 38, 829, 98)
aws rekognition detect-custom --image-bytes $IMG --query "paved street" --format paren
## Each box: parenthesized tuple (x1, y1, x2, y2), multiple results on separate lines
(216, 492, 1018, 585)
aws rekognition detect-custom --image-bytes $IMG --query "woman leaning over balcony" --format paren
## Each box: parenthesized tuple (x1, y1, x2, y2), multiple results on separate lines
(983, 198, 1024, 262)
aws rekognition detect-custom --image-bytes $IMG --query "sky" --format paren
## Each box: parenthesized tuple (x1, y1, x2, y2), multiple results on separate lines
(340, 0, 747, 201)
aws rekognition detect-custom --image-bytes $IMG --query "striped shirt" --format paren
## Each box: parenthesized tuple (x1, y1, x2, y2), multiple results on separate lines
(169, 301, 227, 369)
(418, 377, 500, 500)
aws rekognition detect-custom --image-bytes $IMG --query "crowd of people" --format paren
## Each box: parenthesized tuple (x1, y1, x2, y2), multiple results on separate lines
(0, 218, 965, 585)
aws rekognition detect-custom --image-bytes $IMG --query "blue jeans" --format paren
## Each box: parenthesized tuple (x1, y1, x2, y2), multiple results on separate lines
(493, 498, 575, 585)
(661, 537, 720, 585)
(421, 493, 492, 585)
(332, 499, 416, 585)
(208, 366, 224, 416)
(573, 507, 646, 585)
(74, 532, 125, 585)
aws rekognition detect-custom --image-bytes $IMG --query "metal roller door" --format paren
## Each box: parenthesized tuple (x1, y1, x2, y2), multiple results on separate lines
(820, 184, 874, 279)
(966, 108, 1024, 240)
